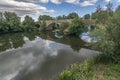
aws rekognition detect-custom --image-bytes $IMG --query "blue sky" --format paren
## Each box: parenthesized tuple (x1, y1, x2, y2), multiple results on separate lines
(39, 0, 120, 17)
(0, 0, 120, 20)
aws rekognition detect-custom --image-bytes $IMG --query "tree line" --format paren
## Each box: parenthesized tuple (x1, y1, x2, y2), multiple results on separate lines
(38, 12, 79, 20)
(0, 2, 120, 35)
(0, 12, 79, 33)
(0, 12, 38, 33)
(84, 2, 115, 25)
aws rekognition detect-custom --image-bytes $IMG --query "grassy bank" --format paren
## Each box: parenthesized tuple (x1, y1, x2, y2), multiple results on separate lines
(56, 54, 120, 80)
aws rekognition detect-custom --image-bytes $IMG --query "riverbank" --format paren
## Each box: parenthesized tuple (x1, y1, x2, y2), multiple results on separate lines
(56, 54, 120, 80)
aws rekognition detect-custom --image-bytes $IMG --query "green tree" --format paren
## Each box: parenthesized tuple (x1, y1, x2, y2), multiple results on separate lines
(22, 15, 36, 31)
(84, 14, 90, 19)
(67, 12, 79, 19)
(38, 15, 53, 20)
(92, 12, 98, 20)
(98, 11, 108, 24)
(4, 12, 21, 32)
(62, 15, 67, 19)
(56, 16, 63, 20)
(106, 2, 113, 16)
(92, 5, 105, 24)
(115, 5, 120, 13)
(96, 5, 102, 12)
(56, 15, 67, 20)
(0, 19, 9, 32)
(59, 22, 69, 33)
(0, 13, 3, 19)
(93, 9, 120, 63)
(69, 18, 85, 36)
(40, 20, 47, 31)
(106, 2, 113, 12)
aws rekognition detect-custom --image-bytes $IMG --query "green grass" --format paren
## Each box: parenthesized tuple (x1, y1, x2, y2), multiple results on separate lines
(92, 63, 120, 80)
(56, 54, 120, 80)
(56, 61, 94, 80)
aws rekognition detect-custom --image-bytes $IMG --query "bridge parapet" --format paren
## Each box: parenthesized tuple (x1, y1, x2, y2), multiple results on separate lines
(45, 19, 73, 27)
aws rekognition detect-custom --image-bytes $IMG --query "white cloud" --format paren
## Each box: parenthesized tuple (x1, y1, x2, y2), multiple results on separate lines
(65, 0, 77, 3)
(104, 0, 111, 2)
(49, 0, 97, 6)
(103, 6, 107, 10)
(50, 0, 61, 4)
(0, 0, 116, 20)
(90, 0, 98, 3)
(79, 1, 94, 6)
(50, 0, 77, 4)
(15, 0, 49, 3)
(118, 0, 120, 2)
(0, 0, 98, 18)
(15, 0, 98, 6)
(0, 0, 54, 17)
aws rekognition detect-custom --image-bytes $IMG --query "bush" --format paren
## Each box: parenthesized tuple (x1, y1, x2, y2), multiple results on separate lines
(68, 18, 86, 36)
(56, 61, 94, 80)
(91, 9, 120, 63)
(60, 22, 69, 32)
(40, 20, 47, 31)
(57, 58, 120, 80)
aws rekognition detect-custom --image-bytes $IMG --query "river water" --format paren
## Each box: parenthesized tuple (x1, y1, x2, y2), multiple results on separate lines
(0, 32, 98, 80)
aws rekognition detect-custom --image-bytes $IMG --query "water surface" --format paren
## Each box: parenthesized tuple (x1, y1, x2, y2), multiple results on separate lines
(0, 32, 98, 80)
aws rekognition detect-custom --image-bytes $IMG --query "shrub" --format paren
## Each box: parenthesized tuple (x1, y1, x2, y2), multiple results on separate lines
(56, 61, 94, 80)
(91, 9, 120, 63)
(68, 18, 86, 36)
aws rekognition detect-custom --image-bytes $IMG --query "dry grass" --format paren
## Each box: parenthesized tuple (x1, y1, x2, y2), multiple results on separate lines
(57, 62, 120, 80)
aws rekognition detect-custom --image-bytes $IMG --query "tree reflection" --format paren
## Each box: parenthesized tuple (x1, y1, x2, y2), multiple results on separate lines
(38, 32, 85, 52)
(0, 32, 85, 52)
(0, 33, 25, 52)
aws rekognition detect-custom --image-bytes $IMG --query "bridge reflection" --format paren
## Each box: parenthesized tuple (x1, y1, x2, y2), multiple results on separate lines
(0, 32, 86, 52)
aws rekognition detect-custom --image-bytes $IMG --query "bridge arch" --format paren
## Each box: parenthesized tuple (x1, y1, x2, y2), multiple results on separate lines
(45, 19, 72, 27)
(47, 22, 61, 30)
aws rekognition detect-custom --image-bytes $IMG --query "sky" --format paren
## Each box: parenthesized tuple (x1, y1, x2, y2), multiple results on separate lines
(0, 0, 120, 21)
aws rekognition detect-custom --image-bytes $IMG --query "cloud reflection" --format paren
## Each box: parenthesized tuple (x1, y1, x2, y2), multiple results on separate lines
(0, 36, 68, 80)
(0, 36, 99, 80)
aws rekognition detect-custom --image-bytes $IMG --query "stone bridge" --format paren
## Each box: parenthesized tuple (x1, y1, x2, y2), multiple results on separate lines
(36, 19, 95, 30)
(45, 19, 73, 27)
(43, 19, 95, 27)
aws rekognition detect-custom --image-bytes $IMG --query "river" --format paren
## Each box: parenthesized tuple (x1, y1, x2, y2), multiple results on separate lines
(0, 32, 98, 80)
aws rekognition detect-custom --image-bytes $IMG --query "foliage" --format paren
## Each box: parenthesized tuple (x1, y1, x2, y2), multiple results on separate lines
(56, 16, 63, 20)
(106, 2, 113, 12)
(59, 22, 69, 32)
(106, 2, 113, 16)
(57, 58, 120, 80)
(0, 13, 3, 19)
(84, 14, 90, 19)
(40, 20, 47, 31)
(22, 15, 37, 31)
(92, 3, 113, 25)
(56, 15, 67, 20)
(0, 12, 22, 33)
(92, 11, 109, 24)
(0, 19, 9, 32)
(4, 12, 21, 32)
(96, 5, 102, 12)
(91, 9, 120, 63)
(38, 15, 53, 20)
(0, 12, 40, 33)
(57, 61, 94, 80)
(115, 5, 120, 13)
(67, 12, 79, 19)
(68, 18, 85, 36)
(92, 54, 115, 64)
(56, 13, 79, 20)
